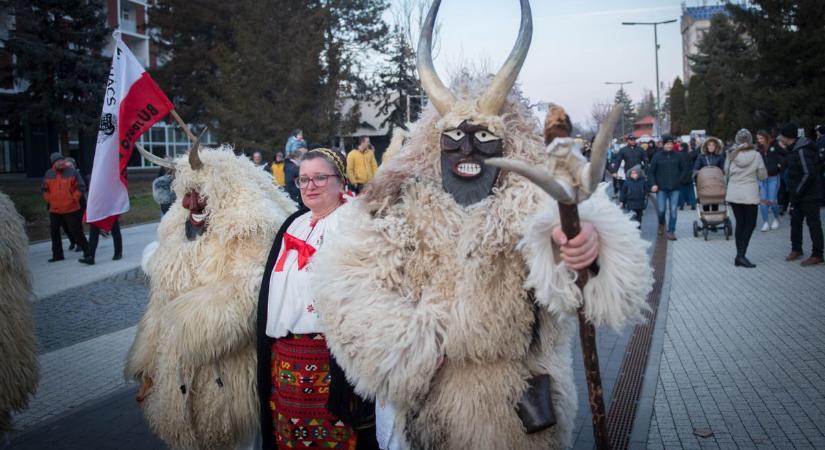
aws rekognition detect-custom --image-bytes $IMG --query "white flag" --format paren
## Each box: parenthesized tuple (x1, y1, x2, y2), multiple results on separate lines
(86, 32, 173, 230)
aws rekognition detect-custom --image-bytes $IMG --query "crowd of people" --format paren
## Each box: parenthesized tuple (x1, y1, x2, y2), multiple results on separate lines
(608, 123, 825, 267)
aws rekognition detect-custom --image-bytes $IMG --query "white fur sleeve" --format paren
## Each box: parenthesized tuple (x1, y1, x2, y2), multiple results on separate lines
(520, 184, 653, 330)
(313, 205, 447, 406)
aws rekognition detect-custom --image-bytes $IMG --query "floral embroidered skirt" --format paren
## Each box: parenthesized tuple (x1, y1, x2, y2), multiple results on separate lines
(271, 333, 357, 449)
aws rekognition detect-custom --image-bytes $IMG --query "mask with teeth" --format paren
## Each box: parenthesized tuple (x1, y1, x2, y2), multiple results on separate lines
(440, 121, 503, 206)
(182, 189, 208, 240)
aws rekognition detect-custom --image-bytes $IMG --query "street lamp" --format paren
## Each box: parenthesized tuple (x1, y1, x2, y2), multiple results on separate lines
(622, 19, 676, 136)
(605, 81, 633, 136)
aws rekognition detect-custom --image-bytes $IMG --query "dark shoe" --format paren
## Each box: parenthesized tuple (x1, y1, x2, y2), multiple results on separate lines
(735, 256, 756, 268)
(78, 257, 95, 265)
(112, 254, 122, 261)
(48, 257, 64, 263)
(691, 205, 696, 210)
(666, 232, 677, 241)
(785, 251, 803, 261)
(800, 256, 823, 267)
(68, 243, 76, 251)
(658, 224, 665, 235)
(74, 246, 83, 252)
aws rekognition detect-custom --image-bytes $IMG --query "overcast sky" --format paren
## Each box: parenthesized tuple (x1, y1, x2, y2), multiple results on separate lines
(391, 0, 687, 128)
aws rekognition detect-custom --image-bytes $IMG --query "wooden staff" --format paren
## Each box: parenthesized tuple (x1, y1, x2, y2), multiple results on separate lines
(545, 107, 610, 450)
(169, 109, 197, 142)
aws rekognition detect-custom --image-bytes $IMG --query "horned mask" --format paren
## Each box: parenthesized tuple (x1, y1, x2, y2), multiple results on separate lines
(418, 0, 532, 206)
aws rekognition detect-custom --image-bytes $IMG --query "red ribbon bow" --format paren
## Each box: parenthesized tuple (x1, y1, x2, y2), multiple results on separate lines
(274, 233, 316, 272)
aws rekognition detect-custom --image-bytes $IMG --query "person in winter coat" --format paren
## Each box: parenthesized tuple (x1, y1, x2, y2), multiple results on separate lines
(269, 151, 286, 186)
(725, 129, 767, 268)
(346, 136, 379, 193)
(679, 141, 699, 210)
(693, 137, 725, 173)
(779, 124, 823, 266)
(285, 129, 306, 156)
(42, 152, 88, 262)
(649, 136, 690, 240)
(619, 165, 649, 228)
(284, 145, 306, 207)
(611, 134, 649, 179)
(756, 130, 786, 232)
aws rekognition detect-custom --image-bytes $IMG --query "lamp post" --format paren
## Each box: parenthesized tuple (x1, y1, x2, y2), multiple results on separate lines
(605, 81, 633, 136)
(622, 20, 676, 136)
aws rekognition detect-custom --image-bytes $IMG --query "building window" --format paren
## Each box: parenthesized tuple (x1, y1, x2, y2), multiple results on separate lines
(135, 122, 216, 168)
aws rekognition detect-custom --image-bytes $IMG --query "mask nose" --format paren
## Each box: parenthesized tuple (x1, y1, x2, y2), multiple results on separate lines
(460, 138, 474, 156)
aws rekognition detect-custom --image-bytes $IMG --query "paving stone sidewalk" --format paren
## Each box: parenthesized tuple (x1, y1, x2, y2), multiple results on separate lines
(646, 208, 825, 449)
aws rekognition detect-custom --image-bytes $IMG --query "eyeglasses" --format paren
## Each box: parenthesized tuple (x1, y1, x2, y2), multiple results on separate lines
(295, 174, 338, 189)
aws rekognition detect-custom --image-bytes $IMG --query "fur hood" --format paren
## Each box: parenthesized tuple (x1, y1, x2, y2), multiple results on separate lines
(700, 137, 724, 155)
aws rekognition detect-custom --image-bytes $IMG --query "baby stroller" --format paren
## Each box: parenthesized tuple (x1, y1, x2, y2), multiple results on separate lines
(692, 166, 732, 240)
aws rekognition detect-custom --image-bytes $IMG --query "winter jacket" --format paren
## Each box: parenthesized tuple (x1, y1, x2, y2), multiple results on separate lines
(42, 164, 82, 214)
(269, 161, 285, 186)
(619, 175, 649, 210)
(725, 145, 767, 205)
(785, 137, 823, 203)
(759, 143, 786, 177)
(610, 144, 648, 174)
(285, 136, 306, 156)
(283, 159, 302, 206)
(346, 149, 378, 185)
(648, 150, 689, 191)
(693, 137, 725, 173)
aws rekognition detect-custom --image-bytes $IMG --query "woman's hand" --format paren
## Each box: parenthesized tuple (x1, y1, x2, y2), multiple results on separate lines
(551, 222, 599, 271)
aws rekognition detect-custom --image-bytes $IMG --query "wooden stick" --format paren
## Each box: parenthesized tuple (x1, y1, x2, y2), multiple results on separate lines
(547, 107, 611, 450)
(169, 109, 197, 142)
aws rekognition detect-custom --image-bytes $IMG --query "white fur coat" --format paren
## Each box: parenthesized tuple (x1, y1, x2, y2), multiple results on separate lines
(0, 192, 38, 437)
(313, 83, 653, 449)
(125, 148, 295, 450)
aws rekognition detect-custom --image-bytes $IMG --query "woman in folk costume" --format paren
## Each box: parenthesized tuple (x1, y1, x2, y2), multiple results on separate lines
(256, 148, 378, 450)
(311, 1, 653, 449)
(126, 142, 296, 450)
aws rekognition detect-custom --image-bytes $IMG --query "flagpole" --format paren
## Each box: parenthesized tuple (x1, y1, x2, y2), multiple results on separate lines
(169, 109, 197, 142)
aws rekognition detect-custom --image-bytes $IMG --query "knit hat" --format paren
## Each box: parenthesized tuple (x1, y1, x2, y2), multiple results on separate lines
(780, 123, 798, 139)
(49, 152, 64, 164)
(628, 164, 642, 176)
(661, 135, 674, 144)
(734, 128, 753, 146)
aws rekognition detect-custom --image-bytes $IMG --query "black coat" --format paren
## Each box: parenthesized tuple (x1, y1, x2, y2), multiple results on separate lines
(283, 159, 302, 206)
(648, 150, 690, 191)
(693, 153, 725, 173)
(611, 144, 649, 173)
(619, 176, 649, 210)
(785, 137, 823, 203)
(681, 149, 699, 185)
(760, 144, 786, 177)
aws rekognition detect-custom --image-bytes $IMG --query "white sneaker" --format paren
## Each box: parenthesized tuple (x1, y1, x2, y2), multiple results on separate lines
(770, 218, 779, 230)
(761, 222, 770, 232)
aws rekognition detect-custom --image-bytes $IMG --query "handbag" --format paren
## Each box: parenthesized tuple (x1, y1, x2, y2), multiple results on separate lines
(516, 373, 557, 434)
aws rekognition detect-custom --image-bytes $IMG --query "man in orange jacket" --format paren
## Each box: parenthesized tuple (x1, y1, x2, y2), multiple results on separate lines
(42, 152, 88, 262)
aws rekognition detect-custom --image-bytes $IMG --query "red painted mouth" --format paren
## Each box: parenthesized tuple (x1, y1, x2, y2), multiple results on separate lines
(451, 159, 483, 178)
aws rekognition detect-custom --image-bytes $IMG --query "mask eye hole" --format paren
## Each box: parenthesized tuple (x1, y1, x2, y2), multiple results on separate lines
(474, 130, 500, 143)
(442, 129, 465, 141)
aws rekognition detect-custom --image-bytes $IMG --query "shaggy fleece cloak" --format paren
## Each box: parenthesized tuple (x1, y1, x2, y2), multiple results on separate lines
(313, 85, 653, 450)
(126, 147, 295, 450)
(0, 192, 38, 437)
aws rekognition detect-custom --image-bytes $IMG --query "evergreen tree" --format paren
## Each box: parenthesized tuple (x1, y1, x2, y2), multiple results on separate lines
(614, 88, 636, 139)
(1, 0, 110, 148)
(728, 0, 825, 129)
(377, 26, 420, 131)
(636, 90, 656, 119)
(688, 13, 753, 139)
(149, 0, 388, 154)
(685, 74, 710, 133)
(668, 77, 687, 135)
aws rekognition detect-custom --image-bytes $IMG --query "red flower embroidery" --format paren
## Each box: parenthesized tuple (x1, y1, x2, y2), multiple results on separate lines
(306, 304, 315, 313)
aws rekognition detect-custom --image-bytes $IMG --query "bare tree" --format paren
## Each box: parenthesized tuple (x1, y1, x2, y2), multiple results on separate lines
(589, 101, 613, 135)
(390, 0, 441, 58)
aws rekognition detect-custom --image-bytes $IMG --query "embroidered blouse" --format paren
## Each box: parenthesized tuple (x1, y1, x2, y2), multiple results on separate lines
(265, 208, 340, 338)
